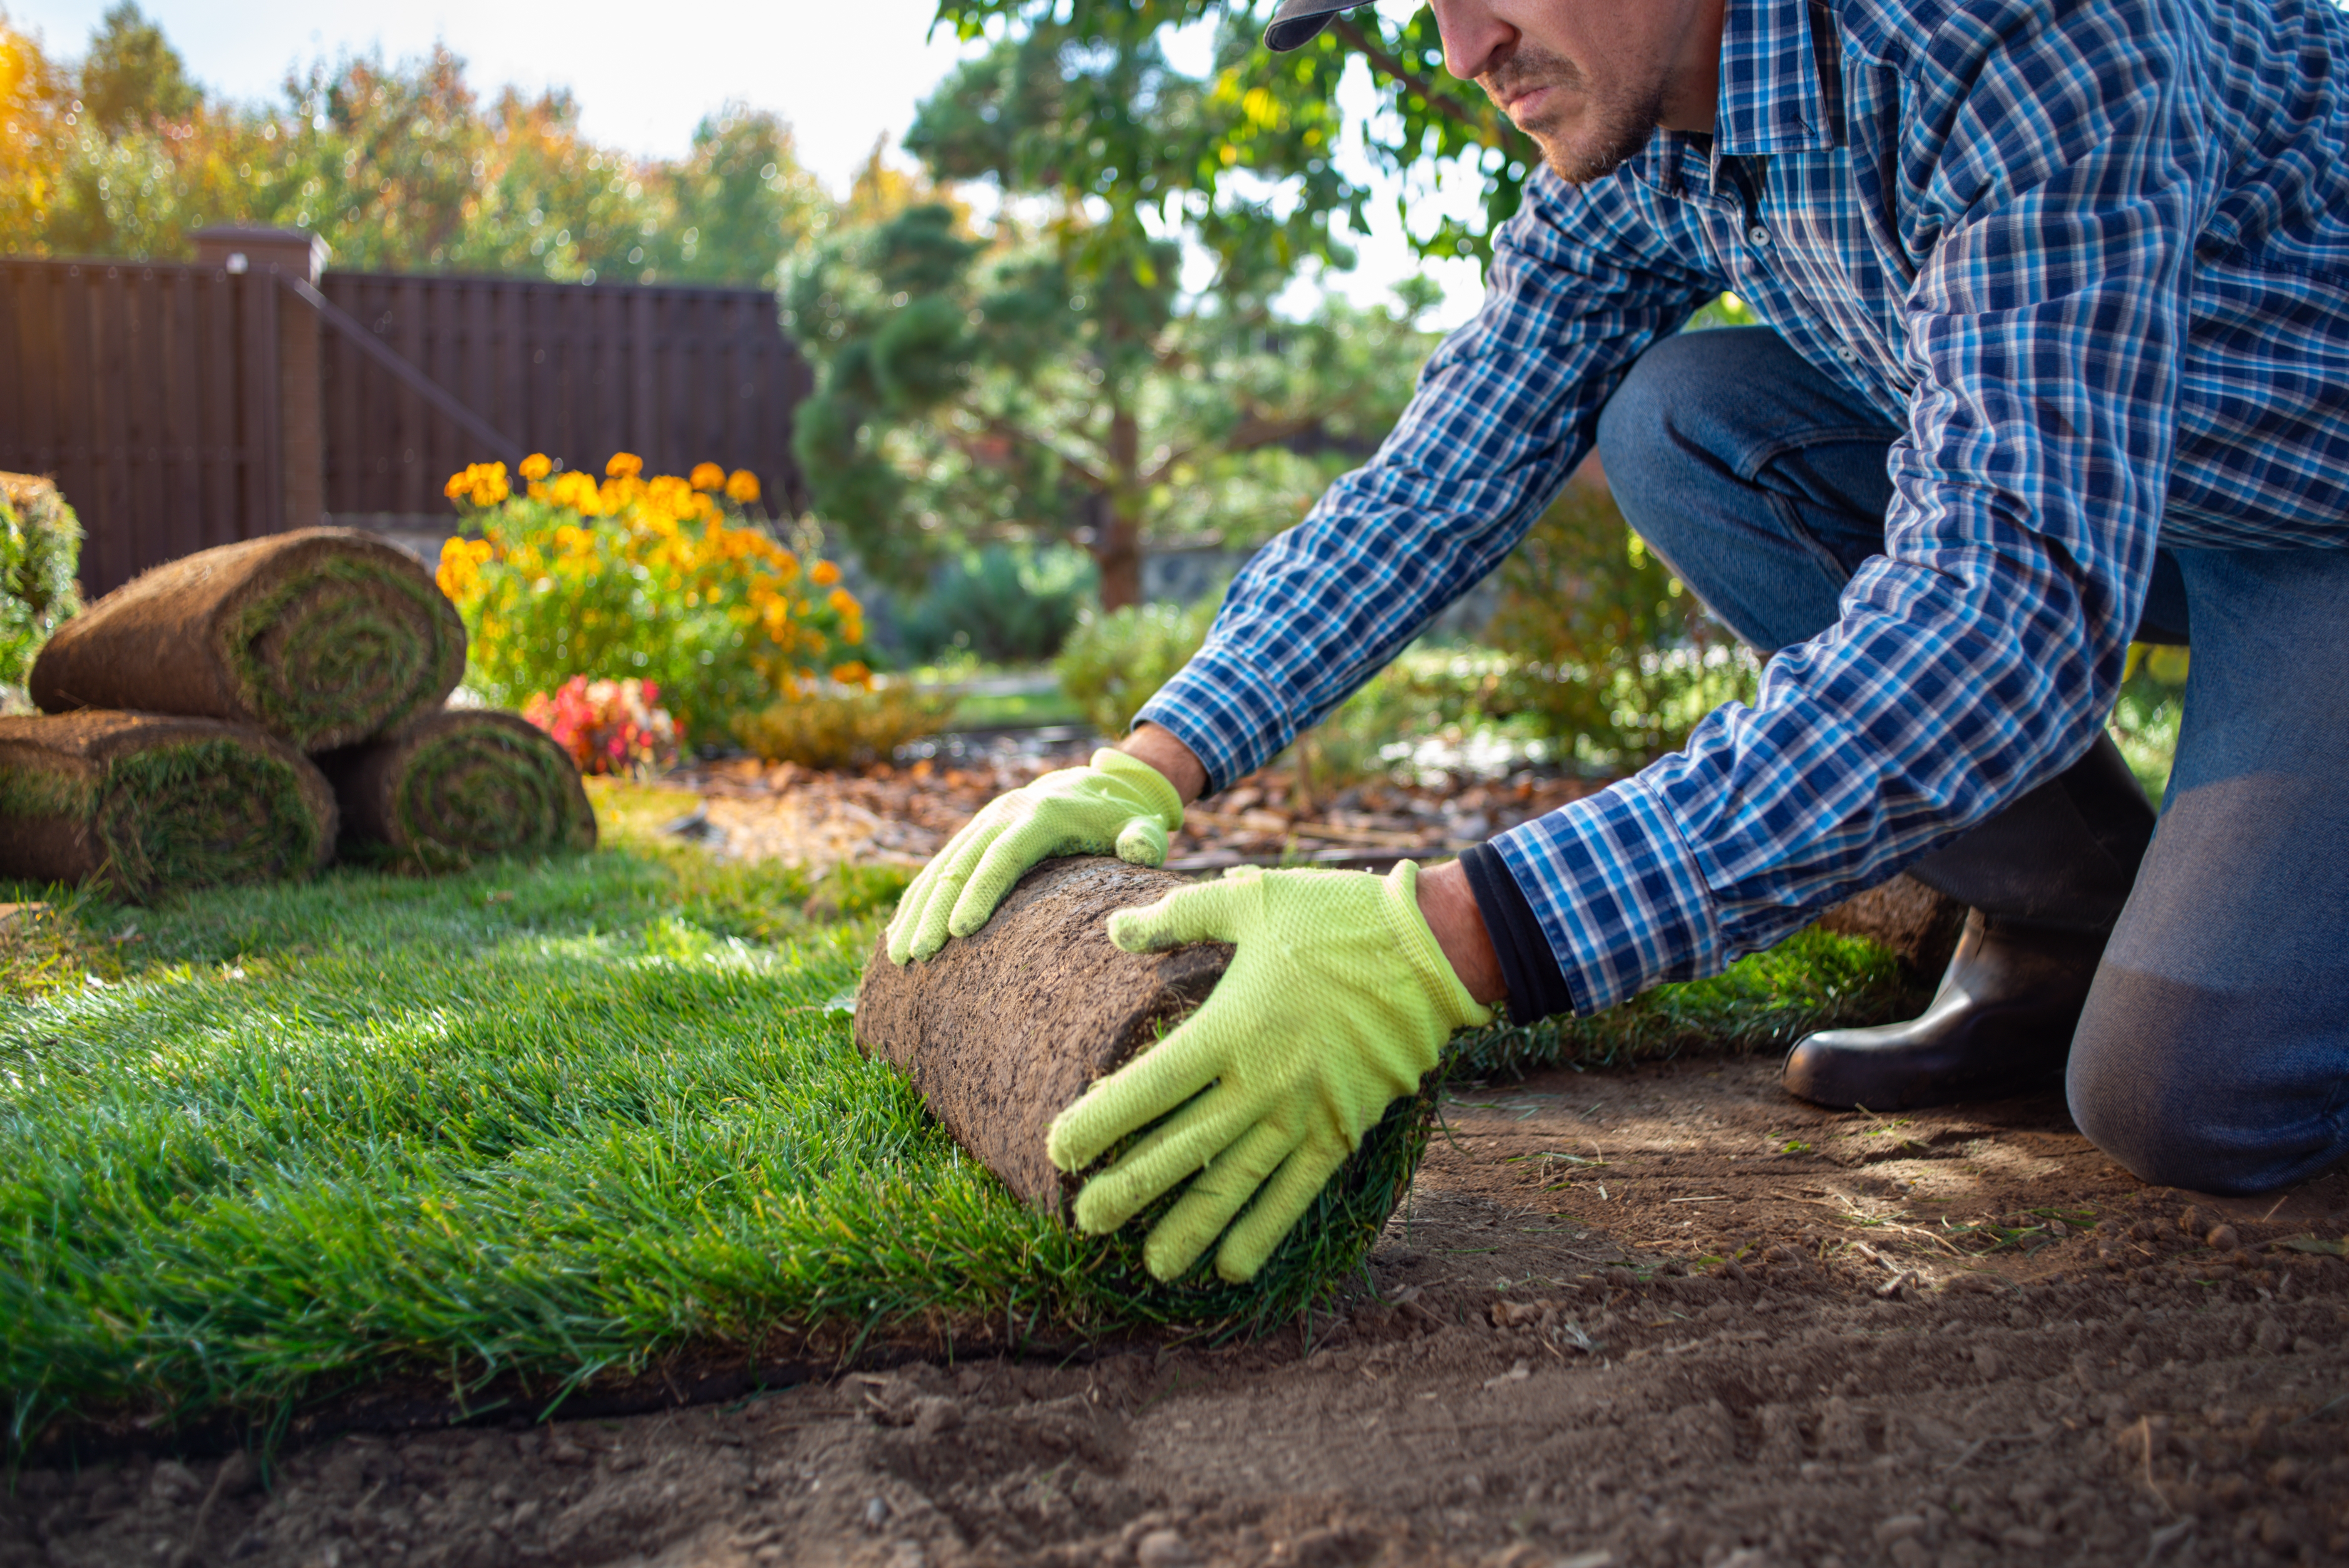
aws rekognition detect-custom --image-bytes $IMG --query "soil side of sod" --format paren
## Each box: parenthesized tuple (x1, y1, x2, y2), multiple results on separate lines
(10, 1056, 2345, 1568)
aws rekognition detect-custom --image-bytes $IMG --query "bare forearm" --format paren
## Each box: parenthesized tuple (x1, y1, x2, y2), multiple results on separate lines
(1415, 857, 1508, 1007)
(1118, 722, 1209, 805)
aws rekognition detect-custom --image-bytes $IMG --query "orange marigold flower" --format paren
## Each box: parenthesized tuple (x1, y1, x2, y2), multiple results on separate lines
(830, 662, 872, 687)
(826, 586, 860, 617)
(606, 452, 643, 479)
(723, 469, 760, 504)
(444, 471, 470, 501)
(809, 559, 842, 587)
(689, 461, 726, 491)
(520, 452, 554, 481)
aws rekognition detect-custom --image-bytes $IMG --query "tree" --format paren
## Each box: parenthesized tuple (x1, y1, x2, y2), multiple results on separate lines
(789, 10, 1443, 608)
(78, 2, 196, 132)
(930, 0, 1537, 267)
(787, 198, 1435, 608)
(0, 14, 828, 285)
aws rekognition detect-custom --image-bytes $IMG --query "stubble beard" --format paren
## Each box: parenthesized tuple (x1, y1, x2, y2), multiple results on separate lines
(1482, 45, 1667, 186)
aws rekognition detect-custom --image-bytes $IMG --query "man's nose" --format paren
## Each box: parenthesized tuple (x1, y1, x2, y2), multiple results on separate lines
(1431, 0, 1519, 80)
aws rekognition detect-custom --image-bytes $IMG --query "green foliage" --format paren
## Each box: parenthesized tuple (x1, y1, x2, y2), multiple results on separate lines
(787, 23, 1438, 605)
(77, 3, 195, 133)
(2110, 642, 2189, 806)
(897, 546, 1095, 664)
(1053, 600, 1219, 736)
(731, 685, 958, 771)
(932, 0, 1536, 268)
(1296, 648, 1515, 787)
(0, 15, 824, 284)
(1487, 482, 1760, 768)
(441, 464, 862, 739)
(0, 476, 82, 688)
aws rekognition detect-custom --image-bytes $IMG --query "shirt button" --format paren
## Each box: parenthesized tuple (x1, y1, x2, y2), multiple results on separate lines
(1748, 224, 1771, 247)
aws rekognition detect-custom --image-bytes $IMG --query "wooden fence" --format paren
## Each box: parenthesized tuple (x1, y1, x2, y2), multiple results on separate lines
(0, 261, 284, 598)
(0, 248, 812, 597)
(314, 270, 812, 521)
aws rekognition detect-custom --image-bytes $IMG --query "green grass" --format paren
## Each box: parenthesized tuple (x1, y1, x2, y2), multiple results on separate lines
(0, 797, 1911, 1444)
(0, 820, 1423, 1444)
(1454, 926, 1913, 1079)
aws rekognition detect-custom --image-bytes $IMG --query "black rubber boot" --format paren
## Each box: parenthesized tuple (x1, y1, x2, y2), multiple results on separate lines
(1783, 735, 2155, 1111)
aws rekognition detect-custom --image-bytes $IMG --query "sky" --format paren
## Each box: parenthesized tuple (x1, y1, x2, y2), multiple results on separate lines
(11, 0, 1490, 325)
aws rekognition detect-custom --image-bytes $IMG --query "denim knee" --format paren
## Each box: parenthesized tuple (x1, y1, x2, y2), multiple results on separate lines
(2067, 962, 2349, 1195)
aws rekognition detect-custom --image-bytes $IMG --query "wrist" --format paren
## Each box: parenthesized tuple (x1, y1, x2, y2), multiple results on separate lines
(1116, 722, 1208, 805)
(1415, 857, 1510, 1007)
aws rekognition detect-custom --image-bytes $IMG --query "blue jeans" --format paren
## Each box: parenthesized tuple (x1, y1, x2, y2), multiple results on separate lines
(1595, 326, 2349, 1194)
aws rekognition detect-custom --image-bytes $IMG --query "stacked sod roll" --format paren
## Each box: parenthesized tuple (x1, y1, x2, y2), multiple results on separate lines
(0, 712, 335, 900)
(8, 527, 593, 898)
(321, 709, 596, 868)
(30, 528, 466, 749)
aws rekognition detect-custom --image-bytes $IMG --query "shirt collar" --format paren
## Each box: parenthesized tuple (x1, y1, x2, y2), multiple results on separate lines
(1628, 0, 1842, 196)
(1716, 0, 1845, 155)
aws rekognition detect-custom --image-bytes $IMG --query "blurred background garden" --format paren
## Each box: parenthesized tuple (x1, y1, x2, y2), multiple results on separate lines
(0, 0, 2189, 840)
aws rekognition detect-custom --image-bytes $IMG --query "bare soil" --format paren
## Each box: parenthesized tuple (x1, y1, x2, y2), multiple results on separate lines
(10, 1056, 2346, 1568)
(668, 752, 1604, 875)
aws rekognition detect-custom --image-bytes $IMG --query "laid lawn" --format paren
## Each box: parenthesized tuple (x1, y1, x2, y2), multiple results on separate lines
(0, 786, 1911, 1445)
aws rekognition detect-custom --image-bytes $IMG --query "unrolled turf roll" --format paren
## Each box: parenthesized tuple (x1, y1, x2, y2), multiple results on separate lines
(321, 710, 596, 865)
(0, 712, 336, 901)
(857, 857, 1232, 1212)
(30, 528, 466, 752)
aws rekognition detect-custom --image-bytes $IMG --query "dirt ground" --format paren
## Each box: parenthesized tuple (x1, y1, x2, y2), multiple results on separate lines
(9, 1054, 2346, 1568)
(663, 751, 1603, 876)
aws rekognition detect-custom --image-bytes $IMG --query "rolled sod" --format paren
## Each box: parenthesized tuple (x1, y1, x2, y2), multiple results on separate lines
(0, 712, 335, 901)
(29, 528, 466, 752)
(856, 854, 1438, 1298)
(322, 710, 596, 866)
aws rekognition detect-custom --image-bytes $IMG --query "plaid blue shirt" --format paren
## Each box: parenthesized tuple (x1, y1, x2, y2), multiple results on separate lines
(1139, 0, 2349, 1013)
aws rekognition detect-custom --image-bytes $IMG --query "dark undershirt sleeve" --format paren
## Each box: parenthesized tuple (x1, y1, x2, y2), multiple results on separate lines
(1459, 843, 1581, 1023)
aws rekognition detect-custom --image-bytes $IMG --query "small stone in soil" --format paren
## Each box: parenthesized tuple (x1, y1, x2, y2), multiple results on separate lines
(1135, 1528, 1195, 1568)
(2206, 1223, 2239, 1251)
(863, 1497, 891, 1530)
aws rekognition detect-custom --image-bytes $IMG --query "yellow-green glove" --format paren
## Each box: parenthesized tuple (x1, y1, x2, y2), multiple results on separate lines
(885, 748, 1184, 963)
(1046, 861, 1493, 1283)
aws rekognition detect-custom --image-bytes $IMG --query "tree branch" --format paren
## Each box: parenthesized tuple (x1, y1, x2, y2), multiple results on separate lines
(1332, 18, 1527, 153)
(965, 414, 1109, 492)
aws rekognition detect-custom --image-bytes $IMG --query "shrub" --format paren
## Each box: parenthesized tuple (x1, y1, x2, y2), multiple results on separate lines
(1053, 600, 1219, 736)
(1055, 601, 1506, 784)
(437, 453, 869, 737)
(897, 545, 1094, 665)
(522, 676, 682, 777)
(0, 474, 82, 688)
(732, 682, 958, 770)
(1486, 481, 1758, 767)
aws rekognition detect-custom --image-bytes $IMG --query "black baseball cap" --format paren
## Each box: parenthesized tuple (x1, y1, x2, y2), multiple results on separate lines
(1264, 0, 1362, 52)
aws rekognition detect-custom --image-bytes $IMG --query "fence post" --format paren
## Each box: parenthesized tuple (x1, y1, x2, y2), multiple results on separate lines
(192, 227, 330, 536)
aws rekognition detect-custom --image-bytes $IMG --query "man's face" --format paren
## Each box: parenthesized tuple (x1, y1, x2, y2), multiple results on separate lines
(1431, 0, 1726, 184)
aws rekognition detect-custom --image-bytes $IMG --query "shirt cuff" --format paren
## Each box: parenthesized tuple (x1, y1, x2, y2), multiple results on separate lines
(1460, 843, 1581, 1022)
(1487, 776, 1728, 1014)
(1132, 647, 1304, 796)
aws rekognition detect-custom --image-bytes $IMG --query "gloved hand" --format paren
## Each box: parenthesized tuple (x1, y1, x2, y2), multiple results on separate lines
(1046, 861, 1493, 1283)
(886, 747, 1184, 963)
